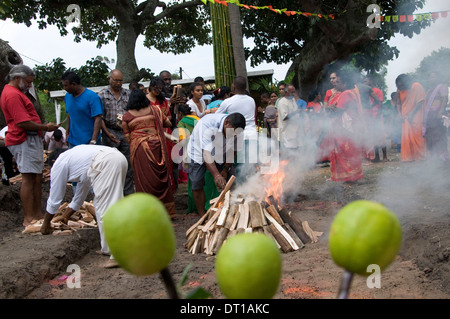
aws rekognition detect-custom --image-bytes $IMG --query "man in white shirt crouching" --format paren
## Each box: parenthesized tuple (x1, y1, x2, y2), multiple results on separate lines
(40, 144, 127, 267)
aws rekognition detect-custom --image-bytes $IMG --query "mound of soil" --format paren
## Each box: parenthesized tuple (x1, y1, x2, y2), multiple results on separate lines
(1, 147, 449, 299)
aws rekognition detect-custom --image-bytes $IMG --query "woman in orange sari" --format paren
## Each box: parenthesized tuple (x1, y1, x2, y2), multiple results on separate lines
(395, 74, 426, 162)
(122, 89, 176, 219)
(327, 70, 365, 183)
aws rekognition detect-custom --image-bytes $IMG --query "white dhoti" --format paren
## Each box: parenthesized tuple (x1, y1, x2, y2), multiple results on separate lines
(87, 148, 127, 257)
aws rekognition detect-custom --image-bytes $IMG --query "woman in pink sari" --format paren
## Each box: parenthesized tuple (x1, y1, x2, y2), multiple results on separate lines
(327, 70, 365, 183)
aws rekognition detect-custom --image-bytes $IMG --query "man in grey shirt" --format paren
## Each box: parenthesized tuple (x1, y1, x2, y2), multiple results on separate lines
(98, 69, 135, 196)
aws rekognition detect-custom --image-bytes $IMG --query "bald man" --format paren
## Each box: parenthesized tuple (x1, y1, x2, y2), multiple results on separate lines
(98, 69, 135, 196)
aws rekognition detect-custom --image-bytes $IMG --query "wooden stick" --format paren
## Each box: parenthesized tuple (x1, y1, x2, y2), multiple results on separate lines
(216, 191, 230, 227)
(213, 175, 236, 208)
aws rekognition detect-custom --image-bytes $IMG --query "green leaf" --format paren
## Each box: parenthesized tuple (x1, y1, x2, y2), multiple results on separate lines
(177, 262, 193, 290)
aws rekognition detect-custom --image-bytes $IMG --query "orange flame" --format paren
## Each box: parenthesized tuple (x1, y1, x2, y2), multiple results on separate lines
(263, 160, 289, 205)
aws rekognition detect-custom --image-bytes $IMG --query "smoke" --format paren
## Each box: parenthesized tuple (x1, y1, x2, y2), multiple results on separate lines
(231, 113, 328, 205)
(372, 158, 450, 221)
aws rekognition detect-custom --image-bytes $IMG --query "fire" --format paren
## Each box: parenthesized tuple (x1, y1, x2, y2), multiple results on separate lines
(264, 160, 289, 206)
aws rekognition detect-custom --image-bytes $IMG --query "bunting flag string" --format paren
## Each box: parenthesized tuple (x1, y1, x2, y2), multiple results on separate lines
(201, 0, 450, 24)
(380, 10, 449, 22)
(200, 0, 337, 20)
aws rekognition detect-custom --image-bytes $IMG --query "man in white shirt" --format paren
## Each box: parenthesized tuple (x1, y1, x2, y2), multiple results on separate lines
(187, 112, 246, 215)
(215, 76, 257, 180)
(40, 144, 127, 267)
(278, 84, 309, 153)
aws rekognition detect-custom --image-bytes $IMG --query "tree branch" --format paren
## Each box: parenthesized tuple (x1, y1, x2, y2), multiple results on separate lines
(153, 0, 203, 22)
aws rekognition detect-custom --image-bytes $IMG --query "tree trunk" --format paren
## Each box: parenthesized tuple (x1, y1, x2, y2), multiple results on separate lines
(115, 23, 140, 83)
(0, 39, 45, 128)
(228, 3, 248, 89)
(288, 1, 378, 100)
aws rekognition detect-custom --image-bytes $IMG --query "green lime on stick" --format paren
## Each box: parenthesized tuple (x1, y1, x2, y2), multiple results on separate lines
(103, 193, 176, 276)
(215, 233, 282, 299)
(328, 200, 402, 298)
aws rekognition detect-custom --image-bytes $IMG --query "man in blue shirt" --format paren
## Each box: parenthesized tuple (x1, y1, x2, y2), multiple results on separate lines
(61, 71, 103, 147)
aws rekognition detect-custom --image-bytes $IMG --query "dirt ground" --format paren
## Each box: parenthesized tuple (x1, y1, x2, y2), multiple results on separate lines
(1, 145, 449, 300)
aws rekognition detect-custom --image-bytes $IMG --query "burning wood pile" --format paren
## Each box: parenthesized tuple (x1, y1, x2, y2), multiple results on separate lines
(22, 201, 97, 235)
(185, 176, 323, 255)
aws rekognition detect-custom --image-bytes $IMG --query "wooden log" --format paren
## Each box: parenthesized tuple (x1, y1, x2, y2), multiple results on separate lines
(202, 210, 220, 232)
(78, 220, 97, 228)
(283, 223, 304, 249)
(265, 205, 284, 225)
(58, 202, 69, 214)
(187, 175, 235, 237)
(212, 227, 230, 254)
(68, 220, 81, 229)
(268, 223, 293, 253)
(227, 229, 237, 239)
(278, 209, 311, 244)
(264, 210, 299, 250)
(302, 221, 323, 243)
(22, 225, 42, 234)
(85, 204, 97, 221)
(262, 225, 281, 249)
(267, 195, 280, 210)
(185, 228, 199, 249)
(224, 204, 238, 229)
(229, 206, 240, 231)
(236, 203, 249, 230)
(52, 229, 73, 236)
(248, 201, 265, 228)
(192, 233, 202, 254)
(206, 228, 220, 255)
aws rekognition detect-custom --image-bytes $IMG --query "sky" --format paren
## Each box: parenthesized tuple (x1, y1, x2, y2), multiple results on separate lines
(0, 1, 449, 95)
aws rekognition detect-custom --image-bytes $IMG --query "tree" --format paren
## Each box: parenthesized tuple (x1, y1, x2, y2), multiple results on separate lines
(33, 56, 115, 92)
(410, 47, 450, 89)
(2, 1, 210, 82)
(239, 0, 430, 98)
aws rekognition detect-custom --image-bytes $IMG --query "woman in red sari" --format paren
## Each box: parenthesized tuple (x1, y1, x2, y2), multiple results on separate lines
(122, 89, 176, 219)
(146, 77, 176, 190)
(326, 70, 365, 183)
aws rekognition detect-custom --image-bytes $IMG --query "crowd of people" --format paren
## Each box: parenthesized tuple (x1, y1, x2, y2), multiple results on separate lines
(0, 64, 448, 268)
